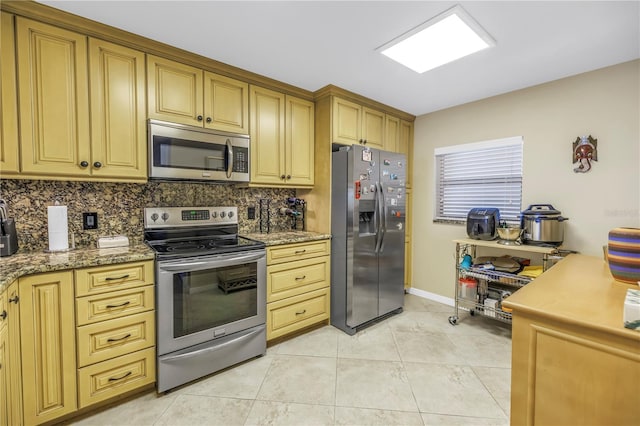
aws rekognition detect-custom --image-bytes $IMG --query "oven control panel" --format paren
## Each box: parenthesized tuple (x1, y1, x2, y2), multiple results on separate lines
(144, 206, 238, 228)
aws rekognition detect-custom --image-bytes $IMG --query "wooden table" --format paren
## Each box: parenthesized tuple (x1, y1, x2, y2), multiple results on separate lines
(503, 254, 640, 425)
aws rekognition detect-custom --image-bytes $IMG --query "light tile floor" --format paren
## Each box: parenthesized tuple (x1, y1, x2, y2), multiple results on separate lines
(68, 294, 512, 426)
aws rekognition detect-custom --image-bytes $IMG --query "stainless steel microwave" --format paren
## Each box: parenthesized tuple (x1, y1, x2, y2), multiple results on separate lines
(148, 120, 250, 183)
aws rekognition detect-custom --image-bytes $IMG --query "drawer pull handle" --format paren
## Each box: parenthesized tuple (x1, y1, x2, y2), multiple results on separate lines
(295, 275, 306, 281)
(295, 309, 306, 315)
(105, 274, 130, 281)
(107, 333, 131, 343)
(8, 295, 18, 304)
(106, 301, 131, 309)
(294, 250, 306, 254)
(0, 310, 6, 320)
(108, 371, 132, 382)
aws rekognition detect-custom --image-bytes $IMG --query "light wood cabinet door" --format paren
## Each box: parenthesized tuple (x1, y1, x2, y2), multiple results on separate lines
(89, 39, 147, 180)
(16, 17, 90, 177)
(204, 72, 249, 133)
(285, 95, 314, 186)
(147, 54, 203, 127)
(361, 107, 385, 149)
(399, 119, 413, 188)
(385, 115, 400, 152)
(6, 282, 23, 426)
(0, 12, 19, 175)
(19, 271, 77, 425)
(250, 85, 285, 185)
(0, 323, 7, 426)
(332, 97, 361, 145)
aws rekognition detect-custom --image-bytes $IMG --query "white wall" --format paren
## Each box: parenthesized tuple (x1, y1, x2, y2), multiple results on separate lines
(411, 60, 640, 298)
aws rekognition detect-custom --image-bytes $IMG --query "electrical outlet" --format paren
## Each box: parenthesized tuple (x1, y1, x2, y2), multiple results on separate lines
(247, 206, 256, 220)
(83, 212, 98, 230)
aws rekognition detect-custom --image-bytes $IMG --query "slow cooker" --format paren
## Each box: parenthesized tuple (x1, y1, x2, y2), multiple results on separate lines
(520, 204, 568, 246)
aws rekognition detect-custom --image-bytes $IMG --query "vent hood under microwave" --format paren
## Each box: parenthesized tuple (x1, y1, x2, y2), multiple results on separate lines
(148, 120, 250, 183)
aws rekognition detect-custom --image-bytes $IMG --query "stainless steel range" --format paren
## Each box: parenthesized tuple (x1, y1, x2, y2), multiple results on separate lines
(144, 206, 266, 393)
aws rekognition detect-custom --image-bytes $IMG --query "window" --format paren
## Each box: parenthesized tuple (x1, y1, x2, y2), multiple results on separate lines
(434, 136, 523, 224)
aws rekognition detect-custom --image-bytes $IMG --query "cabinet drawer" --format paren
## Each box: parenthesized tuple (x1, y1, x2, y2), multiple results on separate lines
(76, 285, 154, 326)
(267, 256, 330, 302)
(75, 261, 154, 296)
(267, 287, 330, 340)
(77, 311, 155, 367)
(267, 240, 330, 265)
(77, 347, 155, 409)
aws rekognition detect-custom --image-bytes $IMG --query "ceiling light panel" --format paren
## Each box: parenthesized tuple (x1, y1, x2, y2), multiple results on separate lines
(378, 5, 495, 73)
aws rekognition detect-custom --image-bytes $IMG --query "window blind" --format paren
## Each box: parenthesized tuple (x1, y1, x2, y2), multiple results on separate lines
(434, 137, 523, 223)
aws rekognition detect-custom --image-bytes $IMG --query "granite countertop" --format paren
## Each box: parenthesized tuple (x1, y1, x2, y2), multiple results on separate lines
(0, 244, 155, 293)
(242, 231, 332, 246)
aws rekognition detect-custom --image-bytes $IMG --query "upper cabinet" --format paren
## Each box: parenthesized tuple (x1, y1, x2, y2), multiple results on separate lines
(16, 17, 91, 177)
(147, 55, 249, 134)
(15, 17, 146, 181)
(332, 97, 384, 149)
(385, 115, 400, 153)
(250, 85, 314, 187)
(331, 96, 389, 150)
(0, 12, 19, 176)
(89, 39, 147, 180)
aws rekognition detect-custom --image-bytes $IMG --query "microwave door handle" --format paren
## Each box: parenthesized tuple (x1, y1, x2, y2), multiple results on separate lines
(226, 139, 233, 178)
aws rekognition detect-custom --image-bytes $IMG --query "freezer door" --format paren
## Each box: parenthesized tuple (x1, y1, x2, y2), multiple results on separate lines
(378, 150, 406, 315)
(347, 145, 381, 327)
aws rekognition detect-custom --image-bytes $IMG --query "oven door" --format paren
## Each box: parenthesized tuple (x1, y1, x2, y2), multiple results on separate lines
(156, 249, 266, 356)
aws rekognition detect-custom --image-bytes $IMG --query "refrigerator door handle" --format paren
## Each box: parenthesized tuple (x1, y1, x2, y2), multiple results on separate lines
(377, 182, 386, 252)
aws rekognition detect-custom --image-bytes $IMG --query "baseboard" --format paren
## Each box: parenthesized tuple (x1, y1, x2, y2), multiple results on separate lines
(407, 287, 455, 307)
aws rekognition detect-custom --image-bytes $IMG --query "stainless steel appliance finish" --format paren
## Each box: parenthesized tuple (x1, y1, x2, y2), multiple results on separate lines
(148, 119, 250, 183)
(331, 145, 406, 335)
(145, 206, 266, 392)
(521, 204, 568, 246)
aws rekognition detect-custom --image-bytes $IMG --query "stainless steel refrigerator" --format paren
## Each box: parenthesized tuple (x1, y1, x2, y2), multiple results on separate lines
(331, 144, 406, 335)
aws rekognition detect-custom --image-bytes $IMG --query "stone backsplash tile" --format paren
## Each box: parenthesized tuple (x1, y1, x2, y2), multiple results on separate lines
(0, 179, 301, 252)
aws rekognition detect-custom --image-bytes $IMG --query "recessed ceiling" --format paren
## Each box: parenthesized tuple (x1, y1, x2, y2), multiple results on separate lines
(37, 1, 640, 116)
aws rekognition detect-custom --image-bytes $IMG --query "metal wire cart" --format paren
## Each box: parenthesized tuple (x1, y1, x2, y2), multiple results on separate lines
(449, 238, 561, 325)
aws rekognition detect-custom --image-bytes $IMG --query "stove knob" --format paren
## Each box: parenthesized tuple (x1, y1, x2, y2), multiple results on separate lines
(161, 212, 169, 222)
(150, 213, 159, 222)
(228, 210, 234, 218)
(220, 211, 226, 218)
(211, 211, 218, 218)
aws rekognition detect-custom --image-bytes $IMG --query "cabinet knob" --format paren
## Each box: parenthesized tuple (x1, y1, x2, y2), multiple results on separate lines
(93, 161, 102, 169)
(80, 161, 89, 168)
(206, 117, 212, 123)
(286, 175, 291, 180)
(281, 174, 286, 180)
(197, 115, 203, 121)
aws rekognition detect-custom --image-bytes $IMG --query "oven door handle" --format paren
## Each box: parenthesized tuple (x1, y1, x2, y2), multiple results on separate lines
(161, 327, 264, 362)
(158, 252, 265, 272)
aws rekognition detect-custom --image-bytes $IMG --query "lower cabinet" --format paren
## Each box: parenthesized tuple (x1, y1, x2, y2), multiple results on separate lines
(19, 271, 78, 425)
(266, 240, 331, 341)
(11, 260, 155, 425)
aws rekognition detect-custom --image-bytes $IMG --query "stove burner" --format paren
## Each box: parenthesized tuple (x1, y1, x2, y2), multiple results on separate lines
(166, 242, 207, 252)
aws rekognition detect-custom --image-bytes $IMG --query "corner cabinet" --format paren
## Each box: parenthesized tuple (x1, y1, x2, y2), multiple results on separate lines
(250, 85, 314, 187)
(266, 240, 331, 340)
(1, 280, 22, 426)
(147, 55, 249, 134)
(0, 12, 19, 176)
(15, 17, 147, 181)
